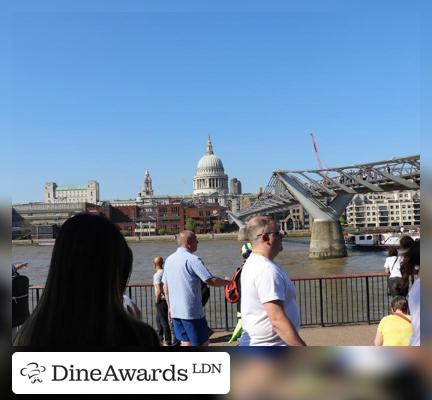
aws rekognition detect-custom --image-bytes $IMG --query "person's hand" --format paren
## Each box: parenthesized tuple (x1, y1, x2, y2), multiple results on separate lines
(15, 262, 28, 270)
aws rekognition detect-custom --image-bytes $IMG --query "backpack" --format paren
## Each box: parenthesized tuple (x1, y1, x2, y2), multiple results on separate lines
(224, 264, 243, 304)
(12, 273, 30, 328)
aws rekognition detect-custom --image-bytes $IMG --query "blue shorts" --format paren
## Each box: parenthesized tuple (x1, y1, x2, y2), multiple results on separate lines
(172, 317, 209, 346)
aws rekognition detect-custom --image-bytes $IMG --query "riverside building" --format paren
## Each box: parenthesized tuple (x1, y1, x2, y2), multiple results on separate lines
(44, 181, 99, 204)
(346, 191, 420, 228)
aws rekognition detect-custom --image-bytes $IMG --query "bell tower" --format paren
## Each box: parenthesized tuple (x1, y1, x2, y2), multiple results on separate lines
(141, 170, 154, 198)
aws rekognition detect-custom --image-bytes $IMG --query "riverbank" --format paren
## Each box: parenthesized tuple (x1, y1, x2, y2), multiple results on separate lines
(12, 230, 311, 246)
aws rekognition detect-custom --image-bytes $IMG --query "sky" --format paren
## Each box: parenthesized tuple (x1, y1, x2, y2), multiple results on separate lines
(2, 1, 424, 204)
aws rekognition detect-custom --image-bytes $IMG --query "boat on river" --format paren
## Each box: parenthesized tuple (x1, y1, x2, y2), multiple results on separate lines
(345, 231, 420, 251)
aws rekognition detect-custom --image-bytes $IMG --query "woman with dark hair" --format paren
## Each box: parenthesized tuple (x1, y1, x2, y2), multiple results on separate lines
(385, 235, 415, 297)
(400, 240, 420, 346)
(384, 247, 403, 296)
(14, 213, 159, 348)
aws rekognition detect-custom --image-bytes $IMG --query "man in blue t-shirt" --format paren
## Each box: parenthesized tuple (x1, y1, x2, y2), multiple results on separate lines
(162, 231, 230, 346)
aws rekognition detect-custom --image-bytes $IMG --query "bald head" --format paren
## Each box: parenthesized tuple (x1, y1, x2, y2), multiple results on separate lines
(178, 230, 198, 252)
(153, 256, 164, 269)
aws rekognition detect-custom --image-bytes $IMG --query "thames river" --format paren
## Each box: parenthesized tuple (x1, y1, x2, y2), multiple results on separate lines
(12, 238, 387, 286)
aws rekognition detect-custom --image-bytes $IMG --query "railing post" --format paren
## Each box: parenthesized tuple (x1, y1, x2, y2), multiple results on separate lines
(366, 277, 371, 324)
(319, 279, 324, 327)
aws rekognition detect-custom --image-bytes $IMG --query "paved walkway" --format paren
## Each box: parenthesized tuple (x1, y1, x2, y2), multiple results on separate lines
(209, 324, 378, 346)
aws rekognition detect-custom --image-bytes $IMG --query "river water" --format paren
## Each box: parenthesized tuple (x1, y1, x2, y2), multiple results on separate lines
(12, 238, 387, 286)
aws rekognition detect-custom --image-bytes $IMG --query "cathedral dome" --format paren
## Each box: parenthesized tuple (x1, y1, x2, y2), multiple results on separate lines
(196, 154, 225, 174)
(193, 136, 228, 196)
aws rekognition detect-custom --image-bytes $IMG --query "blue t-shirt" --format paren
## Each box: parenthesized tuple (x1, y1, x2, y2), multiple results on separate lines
(162, 247, 213, 319)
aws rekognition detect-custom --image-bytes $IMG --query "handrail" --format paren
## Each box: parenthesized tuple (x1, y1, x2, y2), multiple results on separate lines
(29, 271, 390, 289)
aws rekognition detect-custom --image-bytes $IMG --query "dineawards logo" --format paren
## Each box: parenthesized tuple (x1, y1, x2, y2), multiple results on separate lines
(12, 352, 230, 394)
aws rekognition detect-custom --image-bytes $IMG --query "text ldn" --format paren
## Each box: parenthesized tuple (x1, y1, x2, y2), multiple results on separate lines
(52, 364, 188, 382)
(192, 363, 222, 374)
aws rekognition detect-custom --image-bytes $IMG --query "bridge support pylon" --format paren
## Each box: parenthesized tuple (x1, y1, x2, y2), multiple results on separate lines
(226, 211, 248, 241)
(276, 173, 354, 259)
(309, 220, 347, 259)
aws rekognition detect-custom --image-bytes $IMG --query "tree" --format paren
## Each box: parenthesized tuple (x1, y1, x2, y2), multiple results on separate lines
(339, 214, 348, 226)
(185, 218, 196, 231)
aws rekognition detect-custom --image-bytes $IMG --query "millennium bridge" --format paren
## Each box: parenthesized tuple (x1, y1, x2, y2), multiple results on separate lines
(228, 155, 420, 259)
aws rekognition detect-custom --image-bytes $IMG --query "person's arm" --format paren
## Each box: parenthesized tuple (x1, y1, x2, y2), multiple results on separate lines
(384, 258, 390, 274)
(163, 283, 171, 319)
(206, 276, 230, 287)
(263, 300, 306, 346)
(374, 329, 383, 346)
(154, 282, 163, 304)
(14, 262, 28, 270)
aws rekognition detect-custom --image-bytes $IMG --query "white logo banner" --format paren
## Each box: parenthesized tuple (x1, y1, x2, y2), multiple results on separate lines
(12, 352, 230, 394)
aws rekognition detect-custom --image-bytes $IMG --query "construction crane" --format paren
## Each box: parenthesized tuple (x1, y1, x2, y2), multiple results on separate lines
(310, 132, 325, 170)
(310, 133, 330, 187)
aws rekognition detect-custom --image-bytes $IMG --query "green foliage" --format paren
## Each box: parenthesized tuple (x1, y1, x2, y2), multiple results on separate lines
(339, 214, 348, 226)
(185, 218, 196, 231)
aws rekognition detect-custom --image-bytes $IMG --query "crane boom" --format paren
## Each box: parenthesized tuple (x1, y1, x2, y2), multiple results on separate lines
(310, 133, 325, 170)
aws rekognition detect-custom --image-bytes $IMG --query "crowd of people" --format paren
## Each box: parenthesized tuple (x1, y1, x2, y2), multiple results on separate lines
(12, 212, 420, 347)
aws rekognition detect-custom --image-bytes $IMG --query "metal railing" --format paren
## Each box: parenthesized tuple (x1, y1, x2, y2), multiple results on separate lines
(293, 272, 393, 327)
(28, 272, 395, 330)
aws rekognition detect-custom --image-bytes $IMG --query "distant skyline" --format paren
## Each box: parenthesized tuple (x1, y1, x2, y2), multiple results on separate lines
(4, 2, 422, 203)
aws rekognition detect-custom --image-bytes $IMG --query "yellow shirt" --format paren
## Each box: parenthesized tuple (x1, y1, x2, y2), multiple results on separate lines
(378, 314, 413, 346)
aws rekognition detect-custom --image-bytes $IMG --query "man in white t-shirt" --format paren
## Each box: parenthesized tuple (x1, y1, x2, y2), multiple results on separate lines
(239, 216, 306, 346)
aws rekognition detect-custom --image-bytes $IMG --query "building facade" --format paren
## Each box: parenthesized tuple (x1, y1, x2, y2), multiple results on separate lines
(156, 202, 225, 234)
(44, 181, 99, 204)
(230, 178, 242, 195)
(346, 190, 420, 228)
(280, 204, 310, 232)
(12, 202, 99, 239)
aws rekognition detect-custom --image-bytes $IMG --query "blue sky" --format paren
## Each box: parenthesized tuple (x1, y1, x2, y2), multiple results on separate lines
(3, 1, 423, 203)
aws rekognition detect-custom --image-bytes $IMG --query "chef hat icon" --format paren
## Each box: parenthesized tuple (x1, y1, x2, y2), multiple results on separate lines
(20, 362, 46, 383)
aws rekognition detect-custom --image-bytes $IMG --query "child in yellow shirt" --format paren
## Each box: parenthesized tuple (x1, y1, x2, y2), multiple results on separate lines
(374, 296, 413, 346)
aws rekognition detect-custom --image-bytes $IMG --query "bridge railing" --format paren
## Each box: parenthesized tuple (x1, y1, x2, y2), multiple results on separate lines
(28, 272, 396, 330)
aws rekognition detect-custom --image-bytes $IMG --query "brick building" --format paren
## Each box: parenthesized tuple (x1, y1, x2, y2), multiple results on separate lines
(156, 203, 225, 234)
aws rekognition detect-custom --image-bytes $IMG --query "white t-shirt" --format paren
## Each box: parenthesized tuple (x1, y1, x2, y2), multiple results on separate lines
(408, 278, 420, 346)
(239, 253, 300, 346)
(384, 256, 402, 278)
(153, 269, 165, 300)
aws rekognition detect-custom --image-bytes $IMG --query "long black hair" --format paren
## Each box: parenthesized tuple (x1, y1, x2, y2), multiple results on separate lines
(400, 240, 420, 289)
(15, 213, 158, 348)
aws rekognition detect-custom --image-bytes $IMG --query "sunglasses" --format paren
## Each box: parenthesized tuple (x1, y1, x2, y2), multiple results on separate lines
(257, 231, 283, 238)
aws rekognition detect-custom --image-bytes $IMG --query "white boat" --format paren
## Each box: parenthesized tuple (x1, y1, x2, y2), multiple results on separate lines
(345, 233, 386, 251)
(345, 231, 420, 251)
